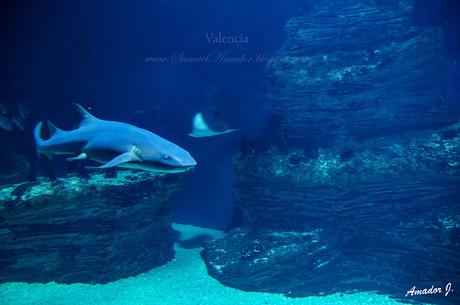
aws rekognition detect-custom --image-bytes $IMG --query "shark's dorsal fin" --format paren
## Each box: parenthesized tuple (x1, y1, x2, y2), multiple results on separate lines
(73, 103, 98, 127)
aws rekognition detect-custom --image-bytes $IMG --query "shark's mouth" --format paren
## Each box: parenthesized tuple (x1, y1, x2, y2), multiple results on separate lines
(121, 161, 196, 173)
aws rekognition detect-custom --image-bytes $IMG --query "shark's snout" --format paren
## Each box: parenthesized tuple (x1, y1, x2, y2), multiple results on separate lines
(183, 156, 197, 168)
(152, 146, 197, 172)
(176, 152, 197, 169)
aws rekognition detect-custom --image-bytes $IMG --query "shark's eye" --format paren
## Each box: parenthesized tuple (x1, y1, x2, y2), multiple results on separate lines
(163, 154, 170, 160)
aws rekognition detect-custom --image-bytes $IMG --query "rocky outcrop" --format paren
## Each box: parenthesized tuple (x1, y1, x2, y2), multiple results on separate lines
(204, 124, 460, 303)
(203, 1, 460, 304)
(204, 223, 459, 303)
(0, 171, 183, 283)
(233, 125, 460, 232)
(266, 0, 458, 147)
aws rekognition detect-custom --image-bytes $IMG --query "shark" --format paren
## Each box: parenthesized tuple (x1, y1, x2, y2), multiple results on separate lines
(34, 104, 197, 173)
(188, 112, 237, 138)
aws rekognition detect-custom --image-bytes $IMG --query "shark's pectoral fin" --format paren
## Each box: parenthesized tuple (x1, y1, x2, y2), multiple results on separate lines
(189, 128, 239, 138)
(67, 153, 87, 161)
(218, 128, 238, 135)
(87, 150, 142, 170)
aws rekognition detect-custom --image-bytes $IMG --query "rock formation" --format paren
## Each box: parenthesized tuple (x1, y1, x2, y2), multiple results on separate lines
(203, 1, 460, 304)
(205, 125, 460, 303)
(266, 0, 457, 147)
(0, 171, 183, 283)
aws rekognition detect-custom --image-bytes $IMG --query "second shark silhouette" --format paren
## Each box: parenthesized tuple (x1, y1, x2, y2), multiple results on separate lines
(188, 113, 237, 138)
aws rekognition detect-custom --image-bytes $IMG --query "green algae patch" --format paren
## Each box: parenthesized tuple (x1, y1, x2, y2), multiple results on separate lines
(0, 170, 184, 283)
(0, 171, 168, 207)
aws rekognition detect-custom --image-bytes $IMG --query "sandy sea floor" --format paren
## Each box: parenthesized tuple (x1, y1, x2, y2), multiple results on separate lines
(0, 224, 422, 305)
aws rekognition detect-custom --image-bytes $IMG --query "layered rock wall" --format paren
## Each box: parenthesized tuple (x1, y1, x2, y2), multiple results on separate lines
(266, 0, 457, 147)
(0, 171, 183, 283)
(203, 1, 460, 304)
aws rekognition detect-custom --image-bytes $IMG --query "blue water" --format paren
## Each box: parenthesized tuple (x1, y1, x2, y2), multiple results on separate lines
(1, 0, 459, 228)
(0, 0, 301, 229)
(0, 1, 459, 305)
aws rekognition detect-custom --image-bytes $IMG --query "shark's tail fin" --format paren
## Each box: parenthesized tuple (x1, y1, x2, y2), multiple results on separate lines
(34, 121, 46, 157)
(34, 121, 63, 159)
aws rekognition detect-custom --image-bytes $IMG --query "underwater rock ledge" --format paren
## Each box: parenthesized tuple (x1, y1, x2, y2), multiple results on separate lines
(0, 171, 184, 283)
(233, 124, 460, 231)
(266, 0, 459, 147)
(203, 0, 460, 299)
(204, 123, 460, 304)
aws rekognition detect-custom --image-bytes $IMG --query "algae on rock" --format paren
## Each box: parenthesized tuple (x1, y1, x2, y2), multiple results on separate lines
(203, 1, 460, 304)
(0, 170, 184, 283)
